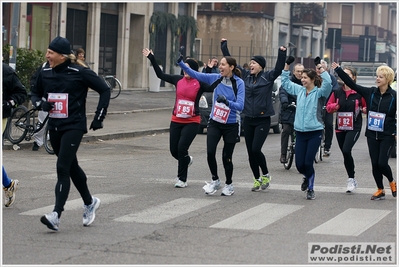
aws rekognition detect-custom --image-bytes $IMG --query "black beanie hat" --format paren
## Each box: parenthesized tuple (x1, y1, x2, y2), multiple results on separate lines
(48, 36, 71, 55)
(185, 58, 199, 72)
(251, 55, 266, 69)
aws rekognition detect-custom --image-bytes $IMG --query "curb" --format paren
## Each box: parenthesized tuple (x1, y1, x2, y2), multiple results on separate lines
(3, 128, 170, 151)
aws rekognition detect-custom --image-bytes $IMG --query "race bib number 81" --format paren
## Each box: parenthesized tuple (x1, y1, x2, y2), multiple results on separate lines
(367, 111, 385, 132)
(48, 93, 68, 118)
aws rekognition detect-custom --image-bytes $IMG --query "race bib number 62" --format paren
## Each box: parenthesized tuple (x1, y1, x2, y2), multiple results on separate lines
(47, 93, 68, 118)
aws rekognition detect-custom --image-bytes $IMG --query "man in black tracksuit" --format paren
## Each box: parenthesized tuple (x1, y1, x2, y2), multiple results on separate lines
(31, 36, 110, 231)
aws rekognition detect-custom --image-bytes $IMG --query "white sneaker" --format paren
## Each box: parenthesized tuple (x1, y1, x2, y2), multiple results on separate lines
(83, 196, 101, 226)
(203, 179, 221, 195)
(188, 156, 193, 167)
(221, 184, 234, 196)
(40, 211, 60, 231)
(175, 179, 187, 188)
(346, 178, 358, 193)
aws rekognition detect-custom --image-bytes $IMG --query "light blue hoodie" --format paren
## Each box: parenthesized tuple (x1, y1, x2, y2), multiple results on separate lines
(178, 61, 245, 124)
(281, 70, 332, 132)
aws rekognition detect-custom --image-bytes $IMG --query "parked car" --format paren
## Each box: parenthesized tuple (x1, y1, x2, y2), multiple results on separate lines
(198, 78, 281, 135)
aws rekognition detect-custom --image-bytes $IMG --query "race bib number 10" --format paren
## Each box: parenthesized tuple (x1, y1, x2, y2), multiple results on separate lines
(212, 102, 230, 124)
(47, 93, 68, 118)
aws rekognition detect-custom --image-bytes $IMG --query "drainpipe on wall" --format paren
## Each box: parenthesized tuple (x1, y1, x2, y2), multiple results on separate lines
(9, 3, 20, 70)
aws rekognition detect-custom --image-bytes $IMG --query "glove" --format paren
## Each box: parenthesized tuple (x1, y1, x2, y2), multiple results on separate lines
(282, 103, 288, 110)
(285, 56, 295, 65)
(3, 101, 12, 114)
(314, 56, 321, 66)
(41, 101, 55, 112)
(177, 46, 185, 64)
(216, 95, 229, 106)
(90, 119, 103, 131)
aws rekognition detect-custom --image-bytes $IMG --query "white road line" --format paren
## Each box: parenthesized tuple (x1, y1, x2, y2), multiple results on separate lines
(308, 208, 392, 236)
(19, 194, 132, 216)
(114, 198, 219, 223)
(210, 203, 304, 230)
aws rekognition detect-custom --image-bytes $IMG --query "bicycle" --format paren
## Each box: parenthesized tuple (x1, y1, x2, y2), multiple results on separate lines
(284, 129, 296, 170)
(283, 103, 296, 170)
(5, 105, 54, 155)
(98, 67, 122, 99)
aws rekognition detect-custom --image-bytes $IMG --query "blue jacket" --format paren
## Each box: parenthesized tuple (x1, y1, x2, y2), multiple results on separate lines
(281, 70, 332, 132)
(178, 61, 245, 124)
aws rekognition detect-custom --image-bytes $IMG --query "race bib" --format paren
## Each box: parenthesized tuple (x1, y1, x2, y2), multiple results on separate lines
(176, 99, 194, 118)
(48, 93, 68, 118)
(367, 111, 386, 132)
(337, 112, 353, 130)
(212, 102, 230, 124)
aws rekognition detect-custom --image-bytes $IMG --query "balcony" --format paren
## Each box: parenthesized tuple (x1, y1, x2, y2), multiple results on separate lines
(291, 3, 324, 27)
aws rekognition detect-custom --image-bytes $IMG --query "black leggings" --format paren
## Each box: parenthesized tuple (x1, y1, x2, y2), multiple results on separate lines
(366, 136, 395, 189)
(50, 129, 92, 217)
(206, 120, 238, 185)
(169, 121, 199, 182)
(335, 131, 360, 178)
(324, 112, 334, 150)
(243, 116, 270, 178)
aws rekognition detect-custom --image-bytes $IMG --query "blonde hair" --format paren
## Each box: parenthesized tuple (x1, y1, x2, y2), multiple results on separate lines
(376, 65, 395, 85)
(68, 53, 88, 68)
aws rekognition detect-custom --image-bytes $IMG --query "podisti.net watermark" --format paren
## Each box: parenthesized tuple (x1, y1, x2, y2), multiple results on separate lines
(308, 242, 395, 264)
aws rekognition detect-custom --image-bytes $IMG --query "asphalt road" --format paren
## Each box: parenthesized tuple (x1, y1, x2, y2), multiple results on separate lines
(2, 120, 397, 266)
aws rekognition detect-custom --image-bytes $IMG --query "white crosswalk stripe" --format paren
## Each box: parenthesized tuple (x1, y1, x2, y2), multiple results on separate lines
(114, 197, 219, 223)
(308, 208, 392, 236)
(19, 194, 132, 216)
(210, 203, 304, 230)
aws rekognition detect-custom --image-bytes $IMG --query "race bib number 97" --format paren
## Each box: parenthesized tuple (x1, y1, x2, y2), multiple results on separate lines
(48, 93, 68, 118)
(212, 102, 230, 124)
(367, 111, 385, 132)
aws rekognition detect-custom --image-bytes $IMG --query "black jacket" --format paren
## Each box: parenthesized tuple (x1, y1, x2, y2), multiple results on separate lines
(31, 59, 110, 133)
(334, 66, 396, 139)
(2, 63, 27, 118)
(279, 75, 300, 124)
(221, 40, 286, 118)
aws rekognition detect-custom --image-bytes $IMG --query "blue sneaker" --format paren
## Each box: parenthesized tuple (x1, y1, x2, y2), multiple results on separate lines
(83, 197, 101, 226)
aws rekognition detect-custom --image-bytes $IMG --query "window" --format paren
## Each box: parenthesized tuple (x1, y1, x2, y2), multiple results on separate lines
(341, 5, 353, 36)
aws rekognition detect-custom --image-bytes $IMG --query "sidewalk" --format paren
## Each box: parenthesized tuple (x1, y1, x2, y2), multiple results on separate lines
(3, 89, 177, 150)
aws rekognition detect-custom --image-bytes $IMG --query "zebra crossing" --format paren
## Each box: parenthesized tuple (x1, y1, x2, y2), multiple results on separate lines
(18, 191, 394, 237)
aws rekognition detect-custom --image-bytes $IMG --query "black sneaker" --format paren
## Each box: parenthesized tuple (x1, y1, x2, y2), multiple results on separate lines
(301, 177, 308, 191)
(32, 142, 40, 151)
(306, 189, 316, 200)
